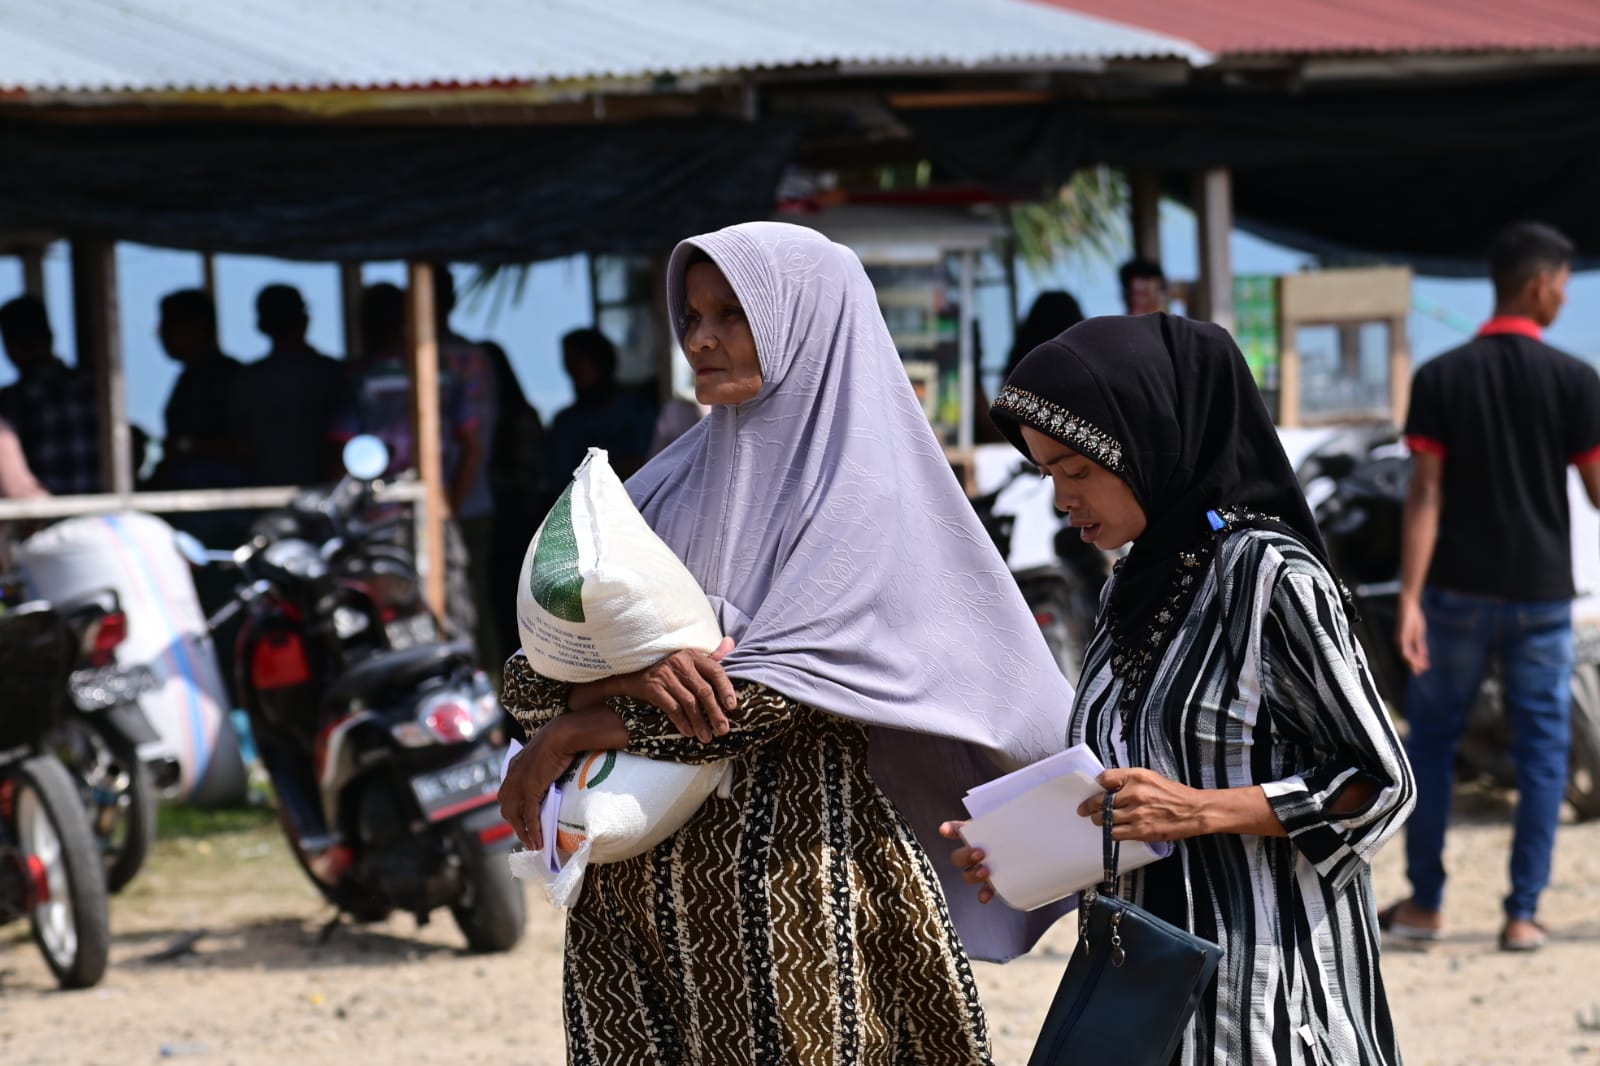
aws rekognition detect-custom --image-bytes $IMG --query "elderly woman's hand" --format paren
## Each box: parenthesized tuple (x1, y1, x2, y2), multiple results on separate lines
(938, 821, 997, 904)
(571, 637, 737, 744)
(498, 717, 582, 852)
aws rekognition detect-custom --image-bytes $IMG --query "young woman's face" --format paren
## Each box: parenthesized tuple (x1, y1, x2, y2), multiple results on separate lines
(681, 262, 763, 406)
(1021, 424, 1148, 550)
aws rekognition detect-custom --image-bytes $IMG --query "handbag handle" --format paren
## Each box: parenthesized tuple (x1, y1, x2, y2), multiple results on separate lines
(1100, 789, 1121, 894)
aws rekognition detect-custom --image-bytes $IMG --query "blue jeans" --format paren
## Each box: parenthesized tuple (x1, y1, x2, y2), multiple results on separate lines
(1404, 587, 1573, 920)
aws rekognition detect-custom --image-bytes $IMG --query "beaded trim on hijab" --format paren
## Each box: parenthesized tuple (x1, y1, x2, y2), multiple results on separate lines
(992, 385, 1125, 475)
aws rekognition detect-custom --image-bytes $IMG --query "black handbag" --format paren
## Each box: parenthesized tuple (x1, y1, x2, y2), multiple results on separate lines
(1026, 791, 1223, 1066)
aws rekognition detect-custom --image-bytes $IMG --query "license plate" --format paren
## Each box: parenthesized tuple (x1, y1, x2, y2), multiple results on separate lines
(385, 613, 438, 651)
(69, 664, 160, 712)
(409, 749, 504, 822)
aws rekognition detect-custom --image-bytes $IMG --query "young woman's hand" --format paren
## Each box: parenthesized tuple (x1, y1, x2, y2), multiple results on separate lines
(571, 638, 737, 744)
(1081, 768, 1287, 841)
(938, 821, 996, 904)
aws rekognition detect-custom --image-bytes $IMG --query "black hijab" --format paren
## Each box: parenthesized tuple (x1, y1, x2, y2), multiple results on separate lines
(989, 313, 1340, 667)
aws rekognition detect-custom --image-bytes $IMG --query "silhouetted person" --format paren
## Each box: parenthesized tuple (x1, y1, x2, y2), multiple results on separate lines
(481, 339, 546, 664)
(0, 295, 101, 494)
(1003, 290, 1086, 380)
(151, 289, 245, 490)
(546, 328, 654, 492)
(230, 284, 347, 486)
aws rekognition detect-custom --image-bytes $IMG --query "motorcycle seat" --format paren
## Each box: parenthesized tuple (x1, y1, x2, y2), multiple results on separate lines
(328, 642, 474, 706)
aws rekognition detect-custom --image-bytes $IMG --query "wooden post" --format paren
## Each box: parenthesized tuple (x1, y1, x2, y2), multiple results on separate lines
(1193, 168, 1235, 335)
(201, 252, 219, 300)
(957, 249, 976, 453)
(20, 244, 47, 299)
(1389, 314, 1411, 428)
(649, 254, 674, 406)
(1129, 170, 1162, 265)
(340, 262, 364, 359)
(405, 262, 448, 621)
(71, 239, 133, 496)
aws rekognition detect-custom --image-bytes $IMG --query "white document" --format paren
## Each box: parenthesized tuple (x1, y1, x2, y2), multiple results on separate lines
(960, 743, 1171, 912)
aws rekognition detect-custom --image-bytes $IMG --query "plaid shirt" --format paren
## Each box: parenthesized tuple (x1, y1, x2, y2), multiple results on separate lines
(0, 357, 102, 495)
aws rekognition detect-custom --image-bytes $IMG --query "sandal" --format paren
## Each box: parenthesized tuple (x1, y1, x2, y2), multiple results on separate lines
(1499, 919, 1548, 953)
(1379, 901, 1442, 942)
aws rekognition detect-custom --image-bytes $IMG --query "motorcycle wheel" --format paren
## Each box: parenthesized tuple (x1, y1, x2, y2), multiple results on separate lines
(54, 715, 156, 894)
(449, 834, 525, 954)
(1566, 664, 1600, 821)
(14, 755, 111, 989)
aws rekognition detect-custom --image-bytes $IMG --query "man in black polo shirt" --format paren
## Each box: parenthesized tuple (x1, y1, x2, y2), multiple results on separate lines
(1386, 222, 1600, 952)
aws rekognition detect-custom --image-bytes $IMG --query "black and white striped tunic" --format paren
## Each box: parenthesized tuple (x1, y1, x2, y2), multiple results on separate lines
(1074, 529, 1415, 1066)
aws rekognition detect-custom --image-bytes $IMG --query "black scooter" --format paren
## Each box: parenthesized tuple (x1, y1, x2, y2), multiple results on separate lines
(175, 436, 524, 951)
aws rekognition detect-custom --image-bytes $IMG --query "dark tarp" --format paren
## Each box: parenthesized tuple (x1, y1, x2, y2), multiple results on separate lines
(0, 117, 803, 262)
(898, 73, 1600, 274)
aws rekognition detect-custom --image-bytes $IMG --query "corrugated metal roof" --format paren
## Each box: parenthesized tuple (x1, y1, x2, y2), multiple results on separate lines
(0, 0, 1208, 94)
(1036, 0, 1600, 56)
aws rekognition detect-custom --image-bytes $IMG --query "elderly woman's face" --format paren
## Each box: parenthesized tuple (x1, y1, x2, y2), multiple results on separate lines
(682, 261, 762, 406)
(1021, 425, 1147, 550)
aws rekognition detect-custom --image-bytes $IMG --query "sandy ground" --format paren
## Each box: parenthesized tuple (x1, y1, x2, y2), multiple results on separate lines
(3, 786, 1599, 1066)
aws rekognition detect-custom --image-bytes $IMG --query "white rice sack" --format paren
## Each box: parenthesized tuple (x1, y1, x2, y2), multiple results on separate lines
(516, 448, 722, 683)
(505, 744, 732, 908)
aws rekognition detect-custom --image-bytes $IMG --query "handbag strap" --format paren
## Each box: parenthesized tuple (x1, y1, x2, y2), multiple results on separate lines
(1100, 789, 1121, 895)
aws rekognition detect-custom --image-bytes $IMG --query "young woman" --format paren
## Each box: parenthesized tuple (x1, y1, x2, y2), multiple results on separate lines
(947, 313, 1416, 1066)
(499, 222, 1077, 1065)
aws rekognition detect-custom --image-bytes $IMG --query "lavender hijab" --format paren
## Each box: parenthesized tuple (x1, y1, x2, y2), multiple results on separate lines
(626, 222, 1075, 961)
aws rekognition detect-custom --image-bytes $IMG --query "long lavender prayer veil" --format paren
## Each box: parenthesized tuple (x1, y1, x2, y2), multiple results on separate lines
(625, 222, 1075, 961)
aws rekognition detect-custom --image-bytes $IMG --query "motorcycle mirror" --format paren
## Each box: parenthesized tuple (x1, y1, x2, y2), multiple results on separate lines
(342, 435, 390, 482)
(172, 531, 209, 568)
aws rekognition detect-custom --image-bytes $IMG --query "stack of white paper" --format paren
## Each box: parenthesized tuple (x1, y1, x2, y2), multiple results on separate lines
(960, 743, 1171, 911)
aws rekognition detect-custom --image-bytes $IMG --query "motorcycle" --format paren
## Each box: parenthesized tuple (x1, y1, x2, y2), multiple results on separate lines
(972, 460, 1101, 683)
(1301, 424, 1600, 820)
(49, 589, 165, 894)
(175, 436, 525, 951)
(0, 598, 112, 989)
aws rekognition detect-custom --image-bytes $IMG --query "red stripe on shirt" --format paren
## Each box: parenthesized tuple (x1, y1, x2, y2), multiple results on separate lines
(1571, 443, 1600, 468)
(1478, 316, 1544, 340)
(1405, 434, 1448, 458)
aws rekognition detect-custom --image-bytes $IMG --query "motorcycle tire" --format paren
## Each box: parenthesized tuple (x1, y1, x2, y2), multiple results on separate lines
(1566, 664, 1600, 822)
(272, 803, 392, 924)
(449, 833, 525, 954)
(13, 755, 111, 989)
(55, 715, 156, 894)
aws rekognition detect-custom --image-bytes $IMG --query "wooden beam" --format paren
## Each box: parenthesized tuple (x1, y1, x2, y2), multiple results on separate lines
(71, 239, 133, 495)
(340, 261, 364, 359)
(1129, 171, 1162, 265)
(1193, 168, 1234, 334)
(1389, 314, 1411, 428)
(405, 261, 448, 622)
(20, 244, 46, 298)
(201, 252, 218, 300)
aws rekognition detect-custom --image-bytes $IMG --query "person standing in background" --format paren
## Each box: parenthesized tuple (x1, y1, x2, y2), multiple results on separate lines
(479, 338, 546, 665)
(231, 284, 347, 487)
(150, 288, 246, 490)
(0, 415, 48, 499)
(0, 295, 101, 495)
(545, 327, 654, 490)
(1386, 221, 1600, 953)
(1118, 257, 1168, 315)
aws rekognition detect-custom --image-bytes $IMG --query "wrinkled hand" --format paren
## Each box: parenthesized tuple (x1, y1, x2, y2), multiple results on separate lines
(938, 821, 996, 905)
(1078, 768, 1208, 844)
(1397, 597, 1430, 676)
(574, 638, 737, 744)
(498, 718, 578, 852)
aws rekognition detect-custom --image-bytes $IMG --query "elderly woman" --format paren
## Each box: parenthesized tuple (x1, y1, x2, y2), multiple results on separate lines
(499, 222, 1077, 1065)
(947, 314, 1415, 1065)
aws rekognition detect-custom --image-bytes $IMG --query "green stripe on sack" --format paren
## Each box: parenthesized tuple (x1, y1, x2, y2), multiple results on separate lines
(529, 487, 586, 623)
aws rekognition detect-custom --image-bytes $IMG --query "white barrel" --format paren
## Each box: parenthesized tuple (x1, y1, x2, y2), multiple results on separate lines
(17, 511, 245, 805)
